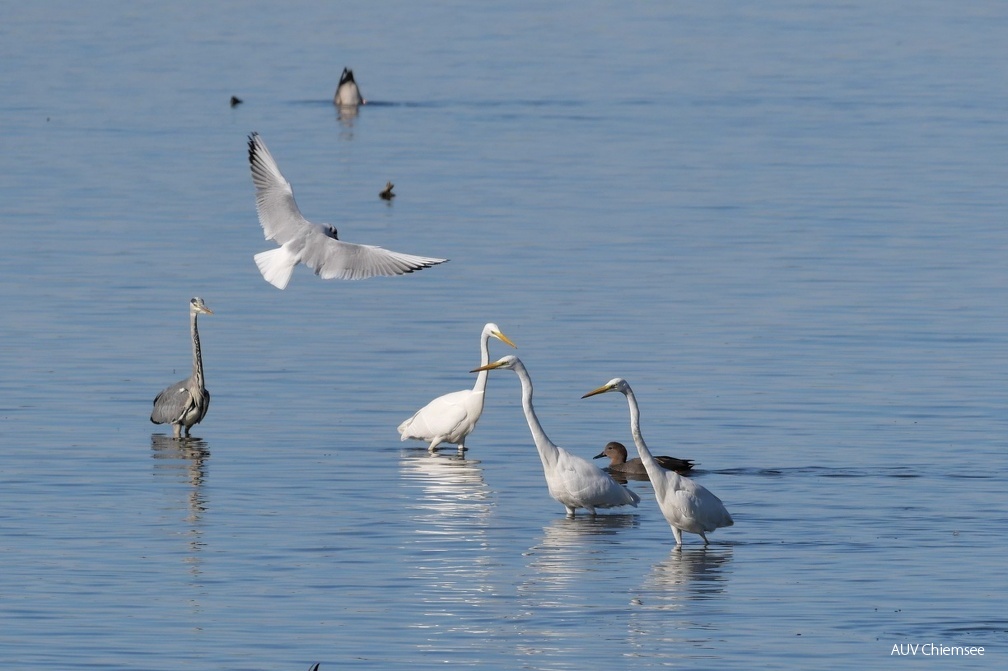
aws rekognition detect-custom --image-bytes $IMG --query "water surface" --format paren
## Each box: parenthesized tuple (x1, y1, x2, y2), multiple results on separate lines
(1, 1, 1007, 668)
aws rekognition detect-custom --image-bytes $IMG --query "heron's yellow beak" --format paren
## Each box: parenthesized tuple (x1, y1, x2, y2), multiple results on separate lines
(471, 361, 506, 373)
(581, 383, 613, 399)
(493, 331, 518, 349)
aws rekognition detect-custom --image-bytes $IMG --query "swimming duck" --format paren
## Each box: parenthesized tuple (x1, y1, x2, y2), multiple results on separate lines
(594, 441, 695, 477)
(334, 67, 365, 106)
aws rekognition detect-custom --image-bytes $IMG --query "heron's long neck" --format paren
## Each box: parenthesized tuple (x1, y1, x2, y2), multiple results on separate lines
(513, 362, 560, 469)
(471, 332, 491, 395)
(190, 312, 205, 388)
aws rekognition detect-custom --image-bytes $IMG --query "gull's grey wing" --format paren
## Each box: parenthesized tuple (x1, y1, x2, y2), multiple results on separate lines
(248, 132, 311, 245)
(300, 226, 447, 280)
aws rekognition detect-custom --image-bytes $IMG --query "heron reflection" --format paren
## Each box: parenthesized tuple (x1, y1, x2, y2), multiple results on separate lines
(150, 434, 209, 574)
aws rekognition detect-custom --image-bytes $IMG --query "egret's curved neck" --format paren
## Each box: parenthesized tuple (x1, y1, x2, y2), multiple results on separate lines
(190, 311, 204, 388)
(623, 385, 663, 478)
(512, 361, 559, 468)
(471, 331, 492, 395)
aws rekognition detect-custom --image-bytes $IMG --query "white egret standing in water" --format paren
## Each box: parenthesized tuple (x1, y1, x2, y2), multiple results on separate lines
(247, 132, 447, 289)
(583, 378, 733, 546)
(472, 356, 640, 517)
(398, 323, 516, 453)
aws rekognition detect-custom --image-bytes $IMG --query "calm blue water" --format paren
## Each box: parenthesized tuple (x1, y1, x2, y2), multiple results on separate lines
(2, 1, 1007, 669)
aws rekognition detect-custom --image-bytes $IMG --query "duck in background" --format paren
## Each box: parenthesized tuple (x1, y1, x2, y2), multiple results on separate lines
(334, 67, 365, 106)
(594, 440, 694, 479)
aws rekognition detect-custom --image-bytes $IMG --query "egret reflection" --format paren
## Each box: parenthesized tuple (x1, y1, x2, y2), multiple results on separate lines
(520, 515, 639, 594)
(512, 515, 639, 661)
(398, 451, 497, 640)
(624, 547, 734, 658)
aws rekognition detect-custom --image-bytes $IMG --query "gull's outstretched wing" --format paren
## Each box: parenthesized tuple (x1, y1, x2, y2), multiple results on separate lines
(300, 226, 447, 280)
(248, 132, 310, 245)
(248, 132, 447, 285)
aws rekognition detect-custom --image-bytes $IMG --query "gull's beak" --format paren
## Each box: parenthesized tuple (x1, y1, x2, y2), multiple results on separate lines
(471, 361, 506, 374)
(493, 330, 518, 349)
(581, 383, 613, 399)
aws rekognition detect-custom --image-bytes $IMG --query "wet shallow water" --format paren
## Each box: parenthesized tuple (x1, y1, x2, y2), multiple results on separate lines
(2, 1, 1007, 668)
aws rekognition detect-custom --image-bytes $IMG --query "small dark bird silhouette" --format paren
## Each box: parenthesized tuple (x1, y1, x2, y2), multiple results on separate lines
(230, 95, 243, 107)
(380, 181, 396, 200)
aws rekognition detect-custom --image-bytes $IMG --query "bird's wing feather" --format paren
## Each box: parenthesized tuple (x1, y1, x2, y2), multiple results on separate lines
(659, 473, 733, 532)
(301, 226, 447, 280)
(654, 455, 695, 472)
(248, 133, 311, 246)
(151, 381, 195, 424)
(555, 449, 638, 507)
(399, 390, 472, 439)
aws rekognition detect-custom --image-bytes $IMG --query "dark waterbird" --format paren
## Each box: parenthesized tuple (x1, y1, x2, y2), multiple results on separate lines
(334, 67, 365, 106)
(594, 440, 695, 477)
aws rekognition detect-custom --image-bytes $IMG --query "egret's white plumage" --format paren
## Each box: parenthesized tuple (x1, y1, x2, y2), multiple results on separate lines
(247, 132, 446, 289)
(398, 323, 516, 453)
(334, 67, 365, 106)
(583, 378, 733, 546)
(473, 356, 640, 517)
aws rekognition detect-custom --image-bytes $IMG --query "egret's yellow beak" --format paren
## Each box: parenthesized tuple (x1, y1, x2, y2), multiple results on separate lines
(581, 383, 613, 399)
(471, 361, 506, 374)
(493, 330, 518, 349)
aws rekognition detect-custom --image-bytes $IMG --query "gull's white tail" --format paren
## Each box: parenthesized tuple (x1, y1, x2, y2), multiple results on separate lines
(254, 247, 297, 290)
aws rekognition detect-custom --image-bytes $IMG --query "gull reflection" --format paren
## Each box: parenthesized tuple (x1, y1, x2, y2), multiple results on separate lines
(398, 451, 496, 643)
(150, 434, 208, 576)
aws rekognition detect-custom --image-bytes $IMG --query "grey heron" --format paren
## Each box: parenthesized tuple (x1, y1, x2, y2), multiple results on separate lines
(150, 297, 213, 439)
(248, 132, 447, 289)
(334, 67, 365, 107)
(593, 440, 695, 476)
(398, 323, 517, 453)
(583, 379, 733, 546)
(471, 356, 640, 517)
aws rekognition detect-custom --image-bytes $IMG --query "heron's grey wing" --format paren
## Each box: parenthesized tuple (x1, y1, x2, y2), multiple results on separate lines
(300, 227, 448, 280)
(151, 380, 195, 424)
(248, 133, 311, 245)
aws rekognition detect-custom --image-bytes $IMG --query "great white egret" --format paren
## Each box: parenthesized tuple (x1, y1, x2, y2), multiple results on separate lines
(398, 323, 517, 453)
(247, 132, 447, 289)
(583, 378, 733, 546)
(150, 297, 213, 439)
(334, 68, 365, 106)
(472, 356, 640, 517)
(594, 441, 695, 476)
